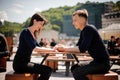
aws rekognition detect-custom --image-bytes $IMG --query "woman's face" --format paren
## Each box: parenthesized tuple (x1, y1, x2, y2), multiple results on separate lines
(33, 19, 45, 31)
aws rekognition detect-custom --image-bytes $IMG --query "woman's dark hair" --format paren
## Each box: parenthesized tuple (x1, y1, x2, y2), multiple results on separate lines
(29, 13, 47, 39)
(29, 13, 47, 27)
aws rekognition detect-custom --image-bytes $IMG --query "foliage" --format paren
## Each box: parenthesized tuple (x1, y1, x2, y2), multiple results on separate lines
(52, 24, 61, 32)
(113, 1, 120, 11)
(22, 17, 31, 28)
(0, 21, 22, 36)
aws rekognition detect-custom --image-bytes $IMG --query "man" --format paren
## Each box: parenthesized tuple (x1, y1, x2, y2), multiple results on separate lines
(0, 33, 9, 72)
(56, 9, 110, 80)
(107, 36, 116, 55)
(0, 33, 9, 58)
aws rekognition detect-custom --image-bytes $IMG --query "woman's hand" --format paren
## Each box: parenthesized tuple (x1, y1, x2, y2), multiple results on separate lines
(52, 47, 58, 52)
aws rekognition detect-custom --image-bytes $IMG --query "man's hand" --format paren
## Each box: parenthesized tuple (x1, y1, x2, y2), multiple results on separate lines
(57, 47, 65, 52)
(54, 44, 65, 52)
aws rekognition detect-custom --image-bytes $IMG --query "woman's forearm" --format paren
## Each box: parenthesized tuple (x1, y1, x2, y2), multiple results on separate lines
(33, 46, 54, 52)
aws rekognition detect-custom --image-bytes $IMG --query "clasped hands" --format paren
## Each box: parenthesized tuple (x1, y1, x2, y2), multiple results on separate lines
(53, 44, 66, 52)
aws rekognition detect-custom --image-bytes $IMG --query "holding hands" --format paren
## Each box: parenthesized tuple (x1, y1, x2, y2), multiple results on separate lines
(54, 44, 66, 52)
(54, 44, 80, 53)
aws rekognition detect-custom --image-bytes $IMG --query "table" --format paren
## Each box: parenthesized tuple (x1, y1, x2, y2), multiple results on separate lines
(32, 52, 90, 64)
(110, 55, 120, 67)
(46, 55, 93, 76)
(32, 52, 80, 64)
(32, 52, 92, 76)
(110, 56, 120, 60)
(109, 55, 120, 73)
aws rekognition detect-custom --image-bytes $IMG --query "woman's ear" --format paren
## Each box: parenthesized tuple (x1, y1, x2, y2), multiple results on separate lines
(33, 19, 37, 24)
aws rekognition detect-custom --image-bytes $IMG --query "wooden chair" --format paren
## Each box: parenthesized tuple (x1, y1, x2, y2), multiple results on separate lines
(5, 71, 39, 80)
(87, 71, 118, 80)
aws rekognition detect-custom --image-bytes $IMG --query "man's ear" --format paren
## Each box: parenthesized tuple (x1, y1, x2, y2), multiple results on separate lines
(79, 17, 86, 24)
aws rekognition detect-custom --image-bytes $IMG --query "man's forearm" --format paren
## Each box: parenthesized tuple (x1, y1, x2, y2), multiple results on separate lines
(64, 47, 80, 53)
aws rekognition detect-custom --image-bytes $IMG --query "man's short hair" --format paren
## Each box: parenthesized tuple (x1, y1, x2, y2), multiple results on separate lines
(72, 9, 88, 20)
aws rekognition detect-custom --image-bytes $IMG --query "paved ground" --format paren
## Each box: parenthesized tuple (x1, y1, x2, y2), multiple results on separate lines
(0, 53, 120, 80)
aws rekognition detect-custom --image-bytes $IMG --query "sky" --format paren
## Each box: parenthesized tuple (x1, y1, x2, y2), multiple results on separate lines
(0, 0, 119, 23)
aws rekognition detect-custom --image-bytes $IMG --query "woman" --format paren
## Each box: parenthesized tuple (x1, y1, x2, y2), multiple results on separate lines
(13, 13, 56, 80)
(56, 9, 110, 80)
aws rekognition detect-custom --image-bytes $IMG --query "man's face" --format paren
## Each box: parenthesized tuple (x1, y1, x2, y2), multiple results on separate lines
(72, 15, 85, 30)
(111, 37, 115, 42)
